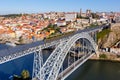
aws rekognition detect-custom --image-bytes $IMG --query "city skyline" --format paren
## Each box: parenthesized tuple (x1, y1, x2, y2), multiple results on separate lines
(0, 0, 120, 14)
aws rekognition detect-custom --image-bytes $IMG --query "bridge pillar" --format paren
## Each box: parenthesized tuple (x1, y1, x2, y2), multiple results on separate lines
(95, 45, 99, 57)
(96, 51, 99, 58)
(32, 46, 43, 79)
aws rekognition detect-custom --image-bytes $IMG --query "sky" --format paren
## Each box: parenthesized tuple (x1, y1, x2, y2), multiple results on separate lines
(0, 0, 120, 14)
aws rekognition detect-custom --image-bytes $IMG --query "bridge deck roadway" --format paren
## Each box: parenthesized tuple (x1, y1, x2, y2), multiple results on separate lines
(0, 25, 107, 64)
(57, 53, 94, 80)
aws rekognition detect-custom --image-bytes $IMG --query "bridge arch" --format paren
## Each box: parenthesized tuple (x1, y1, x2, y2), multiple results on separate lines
(39, 32, 98, 80)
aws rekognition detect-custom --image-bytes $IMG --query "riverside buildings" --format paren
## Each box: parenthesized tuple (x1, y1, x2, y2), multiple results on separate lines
(0, 11, 119, 45)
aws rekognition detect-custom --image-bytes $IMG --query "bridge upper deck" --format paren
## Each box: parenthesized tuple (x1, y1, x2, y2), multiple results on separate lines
(0, 25, 107, 58)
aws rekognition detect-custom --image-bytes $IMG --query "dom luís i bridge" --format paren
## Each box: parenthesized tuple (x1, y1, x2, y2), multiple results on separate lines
(0, 25, 109, 80)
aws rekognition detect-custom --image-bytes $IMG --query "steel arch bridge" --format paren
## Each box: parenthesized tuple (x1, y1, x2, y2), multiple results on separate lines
(34, 32, 98, 80)
(0, 25, 109, 80)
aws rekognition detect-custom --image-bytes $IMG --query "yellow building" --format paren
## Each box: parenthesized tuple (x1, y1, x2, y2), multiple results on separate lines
(50, 29, 55, 34)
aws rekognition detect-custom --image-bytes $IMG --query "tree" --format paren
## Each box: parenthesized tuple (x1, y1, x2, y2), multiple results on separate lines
(21, 70, 30, 80)
(99, 54, 107, 59)
(91, 13, 99, 19)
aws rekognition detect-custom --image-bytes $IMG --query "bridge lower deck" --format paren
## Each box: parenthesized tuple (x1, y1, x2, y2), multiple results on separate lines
(57, 53, 94, 80)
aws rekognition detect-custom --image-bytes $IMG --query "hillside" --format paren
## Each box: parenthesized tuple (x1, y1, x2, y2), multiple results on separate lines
(98, 23, 120, 48)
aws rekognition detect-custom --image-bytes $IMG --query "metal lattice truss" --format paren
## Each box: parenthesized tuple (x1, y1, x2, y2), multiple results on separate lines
(0, 40, 61, 65)
(37, 40, 67, 80)
(0, 25, 102, 65)
(0, 46, 42, 64)
(32, 47, 43, 79)
(39, 32, 98, 80)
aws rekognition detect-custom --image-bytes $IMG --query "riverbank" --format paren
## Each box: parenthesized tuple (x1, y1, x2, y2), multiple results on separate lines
(90, 51, 120, 62)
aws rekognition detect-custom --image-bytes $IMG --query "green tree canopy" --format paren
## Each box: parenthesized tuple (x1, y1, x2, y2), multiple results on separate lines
(21, 70, 30, 79)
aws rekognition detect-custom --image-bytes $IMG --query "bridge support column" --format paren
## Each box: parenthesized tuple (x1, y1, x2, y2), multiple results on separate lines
(96, 45, 99, 58)
(32, 46, 43, 80)
(96, 51, 99, 58)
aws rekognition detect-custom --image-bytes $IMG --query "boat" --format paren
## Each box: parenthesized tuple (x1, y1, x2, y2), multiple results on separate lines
(6, 42, 16, 47)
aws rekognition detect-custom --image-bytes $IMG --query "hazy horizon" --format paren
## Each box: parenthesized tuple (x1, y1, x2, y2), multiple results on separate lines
(0, 0, 120, 15)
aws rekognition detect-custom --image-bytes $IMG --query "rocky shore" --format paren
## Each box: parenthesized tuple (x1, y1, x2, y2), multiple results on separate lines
(90, 51, 120, 62)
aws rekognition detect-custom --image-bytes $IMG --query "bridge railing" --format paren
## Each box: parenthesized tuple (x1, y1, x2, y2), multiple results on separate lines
(0, 24, 108, 64)
(58, 52, 95, 80)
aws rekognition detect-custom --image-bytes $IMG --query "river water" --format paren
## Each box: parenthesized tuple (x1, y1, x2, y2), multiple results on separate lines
(66, 60, 120, 80)
(0, 44, 120, 80)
